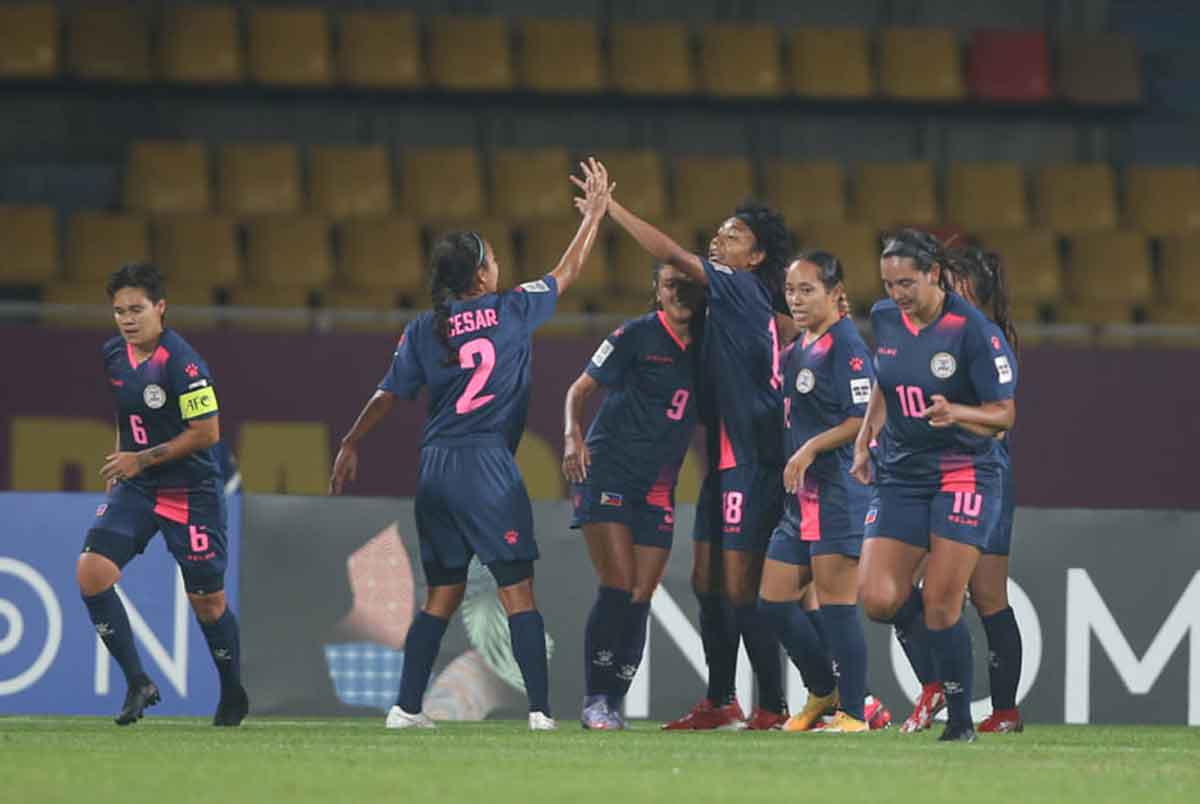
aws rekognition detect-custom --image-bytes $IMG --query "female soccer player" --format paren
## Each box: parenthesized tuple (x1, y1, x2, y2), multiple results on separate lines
(79, 263, 247, 727)
(851, 229, 1016, 743)
(330, 158, 611, 731)
(758, 252, 874, 733)
(562, 263, 705, 729)
(591, 169, 794, 729)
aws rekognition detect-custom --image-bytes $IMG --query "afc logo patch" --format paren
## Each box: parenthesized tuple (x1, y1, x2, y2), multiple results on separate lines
(849, 356, 865, 372)
(504, 530, 519, 545)
(95, 504, 108, 517)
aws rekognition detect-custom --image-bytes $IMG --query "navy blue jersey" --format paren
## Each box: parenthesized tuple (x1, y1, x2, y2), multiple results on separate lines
(380, 276, 558, 451)
(870, 293, 1016, 485)
(699, 259, 785, 468)
(783, 316, 875, 483)
(102, 328, 220, 491)
(583, 310, 698, 491)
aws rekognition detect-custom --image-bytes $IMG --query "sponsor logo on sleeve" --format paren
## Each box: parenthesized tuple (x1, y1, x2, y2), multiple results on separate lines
(187, 379, 209, 390)
(930, 352, 957, 379)
(519, 279, 550, 293)
(179, 386, 219, 419)
(143, 384, 166, 409)
(995, 355, 1013, 384)
(850, 377, 872, 405)
(591, 340, 614, 367)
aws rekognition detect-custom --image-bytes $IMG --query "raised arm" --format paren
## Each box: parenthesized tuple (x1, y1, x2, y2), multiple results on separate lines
(605, 197, 707, 286)
(562, 372, 600, 484)
(551, 157, 612, 295)
(330, 390, 398, 494)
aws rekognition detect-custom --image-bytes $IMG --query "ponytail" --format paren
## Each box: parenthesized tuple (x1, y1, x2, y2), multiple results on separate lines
(429, 231, 486, 365)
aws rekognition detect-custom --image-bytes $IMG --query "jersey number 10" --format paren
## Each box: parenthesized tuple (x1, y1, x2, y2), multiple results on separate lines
(895, 385, 929, 418)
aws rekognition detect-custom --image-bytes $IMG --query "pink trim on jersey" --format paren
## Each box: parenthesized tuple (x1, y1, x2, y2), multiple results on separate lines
(938, 457, 977, 494)
(126, 342, 139, 369)
(799, 484, 822, 542)
(936, 312, 967, 331)
(899, 310, 922, 337)
(646, 478, 674, 510)
(154, 488, 190, 525)
(656, 310, 688, 352)
(808, 332, 834, 358)
(150, 345, 171, 368)
(718, 420, 737, 470)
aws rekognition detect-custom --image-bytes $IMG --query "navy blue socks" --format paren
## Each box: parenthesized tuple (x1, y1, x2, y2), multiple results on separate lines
(981, 606, 1022, 711)
(198, 608, 242, 692)
(759, 599, 836, 698)
(822, 604, 867, 720)
(396, 611, 448, 713)
(509, 610, 551, 715)
(584, 586, 633, 697)
(927, 619, 974, 728)
(83, 587, 146, 687)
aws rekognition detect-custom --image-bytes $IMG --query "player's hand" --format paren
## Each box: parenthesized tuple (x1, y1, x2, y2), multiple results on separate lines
(850, 443, 873, 485)
(570, 157, 614, 217)
(783, 445, 815, 495)
(330, 443, 358, 495)
(562, 431, 590, 484)
(101, 452, 143, 484)
(924, 394, 960, 428)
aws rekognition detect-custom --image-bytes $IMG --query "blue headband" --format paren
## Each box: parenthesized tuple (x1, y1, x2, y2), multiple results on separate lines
(470, 232, 486, 268)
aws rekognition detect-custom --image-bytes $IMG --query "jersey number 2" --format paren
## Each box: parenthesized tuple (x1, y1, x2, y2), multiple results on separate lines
(456, 338, 497, 414)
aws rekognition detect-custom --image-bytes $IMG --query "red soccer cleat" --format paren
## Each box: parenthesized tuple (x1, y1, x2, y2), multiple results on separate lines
(744, 706, 789, 731)
(661, 699, 746, 730)
(977, 708, 1024, 733)
(864, 695, 892, 730)
(900, 682, 946, 734)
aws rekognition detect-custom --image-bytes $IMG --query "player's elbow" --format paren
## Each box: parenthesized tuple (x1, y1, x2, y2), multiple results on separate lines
(194, 423, 220, 449)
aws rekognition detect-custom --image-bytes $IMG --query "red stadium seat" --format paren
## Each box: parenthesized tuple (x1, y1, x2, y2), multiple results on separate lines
(967, 31, 1052, 102)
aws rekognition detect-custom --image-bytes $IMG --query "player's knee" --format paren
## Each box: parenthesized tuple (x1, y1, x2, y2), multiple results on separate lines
(76, 553, 119, 597)
(189, 591, 226, 623)
(921, 586, 964, 630)
(969, 582, 1008, 618)
(860, 586, 901, 623)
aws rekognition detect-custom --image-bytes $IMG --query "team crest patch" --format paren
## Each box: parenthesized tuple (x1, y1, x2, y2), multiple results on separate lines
(865, 509, 878, 525)
(143, 384, 166, 409)
(600, 492, 624, 507)
(795, 368, 816, 394)
(930, 352, 957, 379)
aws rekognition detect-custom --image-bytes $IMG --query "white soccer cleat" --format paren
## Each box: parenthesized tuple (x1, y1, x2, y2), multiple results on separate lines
(528, 711, 558, 731)
(386, 706, 435, 729)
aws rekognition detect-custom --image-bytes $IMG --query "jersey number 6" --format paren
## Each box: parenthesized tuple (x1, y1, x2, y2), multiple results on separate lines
(130, 414, 149, 446)
(456, 338, 497, 414)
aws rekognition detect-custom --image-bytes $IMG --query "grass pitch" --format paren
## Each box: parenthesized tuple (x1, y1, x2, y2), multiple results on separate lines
(2, 718, 1197, 804)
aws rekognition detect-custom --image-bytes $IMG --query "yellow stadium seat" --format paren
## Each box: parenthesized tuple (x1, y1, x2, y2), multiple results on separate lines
(41, 281, 114, 329)
(125, 141, 211, 214)
(68, 5, 150, 82)
(66, 212, 149, 281)
(611, 220, 694, 296)
(226, 285, 315, 331)
(339, 217, 424, 292)
(793, 222, 880, 310)
(310, 145, 393, 220)
(161, 6, 242, 84)
(322, 287, 408, 315)
(1125, 166, 1200, 236)
(0, 205, 58, 284)
(0, 4, 58, 78)
(228, 285, 313, 307)
(879, 27, 965, 101)
(1037, 164, 1118, 233)
(765, 161, 847, 227)
(856, 162, 939, 228)
(789, 28, 871, 98)
(246, 217, 333, 288)
(610, 22, 694, 95)
(673, 156, 754, 228)
(593, 150, 668, 220)
(152, 215, 241, 289)
(338, 10, 422, 88)
(1058, 33, 1141, 105)
(517, 19, 603, 93)
(492, 147, 572, 220)
(974, 228, 1062, 309)
(401, 147, 485, 220)
(699, 23, 782, 98)
(428, 16, 513, 91)
(423, 219, 516, 285)
(520, 219, 611, 289)
(1156, 234, 1200, 313)
(248, 8, 332, 86)
(1061, 231, 1150, 323)
(946, 163, 1028, 230)
(219, 144, 302, 215)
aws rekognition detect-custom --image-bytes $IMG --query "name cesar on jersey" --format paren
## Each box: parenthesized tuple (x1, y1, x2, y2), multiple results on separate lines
(448, 308, 500, 337)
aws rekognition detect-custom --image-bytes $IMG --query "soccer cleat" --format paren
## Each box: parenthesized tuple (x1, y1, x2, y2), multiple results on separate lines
(811, 711, 870, 733)
(115, 678, 160, 726)
(213, 685, 250, 727)
(744, 706, 789, 731)
(385, 706, 435, 729)
(529, 711, 558, 731)
(581, 695, 623, 730)
(977, 708, 1024, 733)
(938, 722, 977, 742)
(900, 682, 946, 734)
(864, 695, 893, 730)
(661, 699, 746, 731)
(782, 689, 839, 732)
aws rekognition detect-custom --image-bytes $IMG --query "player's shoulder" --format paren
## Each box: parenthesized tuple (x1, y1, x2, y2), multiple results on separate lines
(101, 335, 125, 359)
(620, 311, 658, 338)
(507, 275, 557, 296)
(160, 328, 199, 358)
(943, 293, 995, 338)
(869, 298, 899, 322)
(398, 311, 432, 342)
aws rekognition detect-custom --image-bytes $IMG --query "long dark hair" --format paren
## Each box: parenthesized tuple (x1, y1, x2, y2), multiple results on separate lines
(734, 201, 792, 312)
(430, 231, 486, 364)
(948, 245, 1019, 351)
(880, 228, 954, 294)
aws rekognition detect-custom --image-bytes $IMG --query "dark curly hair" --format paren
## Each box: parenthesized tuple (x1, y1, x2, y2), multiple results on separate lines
(734, 201, 792, 313)
(106, 262, 165, 302)
(947, 245, 1019, 352)
(429, 231, 486, 365)
(880, 227, 954, 294)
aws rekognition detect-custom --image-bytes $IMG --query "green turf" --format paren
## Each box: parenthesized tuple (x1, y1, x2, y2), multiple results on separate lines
(2, 718, 1197, 804)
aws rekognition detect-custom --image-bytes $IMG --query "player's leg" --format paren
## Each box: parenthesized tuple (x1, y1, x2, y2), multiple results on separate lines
(579, 520, 636, 728)
(971, 552, 1023, 732)
(390, 570, 466, 729)
(813, 553, 867, 729)
(801, 585, 830, 655)
(492, 566, 553, 729)
(923, 535, 981, 741)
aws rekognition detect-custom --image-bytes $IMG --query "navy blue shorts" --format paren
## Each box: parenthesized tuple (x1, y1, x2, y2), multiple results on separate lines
(84, 480, 227, 594)
(571, 473, 674, 550)
(767, 477, 863, 566)
(864, 471, 1003, 551)
(415, 444, 538, 584)
(692, 464, 783, 553)
(984, 465, 1015, 556)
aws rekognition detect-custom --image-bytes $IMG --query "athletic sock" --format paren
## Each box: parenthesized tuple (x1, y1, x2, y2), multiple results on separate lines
(758, 599, 836, 698)
(806, 608, 831, 655)
(611, 600, 651, 705)
(927, 619, 974, 728)
(891, 586, 936, 685)
(981, 606, 1022, 711)
(697, 592, 737, 704)
(822, 604, 867, 720)
(396, 611, 448, 713)
(509, 610, 551, 715)
(198, 607, 242, 692)
(83, 587, 146, 687)
(583, 586, 632, 697)
(736, 603, 785, 713)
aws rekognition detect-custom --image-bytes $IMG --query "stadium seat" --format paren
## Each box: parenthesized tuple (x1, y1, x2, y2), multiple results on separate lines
(792, 222, 880, 310)
(66, 212, 149, 281)
(1154, 235, 1200, 322)
(152, 215, 241, 290)
(40, 281, 114, 329)
(226, 285, 315, 331)
(788, 28, 871, 99)
(67, 5, 150, 82)
(248, 8, 333, 87)
(673, 156, 755, 229)
(401, 147, 485, 220)
(879, 28, 966, 101)
(611, 220, 694, 296)
(520, 219, 611, 289)
(967, 30, 1052, 102)
(0, 205, 57, 285)
(427, 16, 513, 91)
(124, 140, 211, 214)
(593, 150, 668, 221)
(517, 19, 604, 93)
(322, 287, 407, 313)
(219, 143, 303, 216)
(161, 6, 243, 84)
(699, 23, 783, 98)
(946, 162, 1028, 230)
(764, 160, 847, 227)
(0, 4, 59, 78)
(246, 217, 333, 288)
(1037, 164, 1118, 233)
(610, 22, 695, 95)
(1058, 33, 1141, 105)
(310, 145, 393, 220)
(338, 10, 422, 89)
(974, 228, 1062, 313)
(1061, 231, 1151, 323)
(1124, 166, 1200, 236)
(339, 217, 424, 292)
(855, 162, 939, 229)
(420, 219, 516, 284)
(492, 147, 572, 221)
